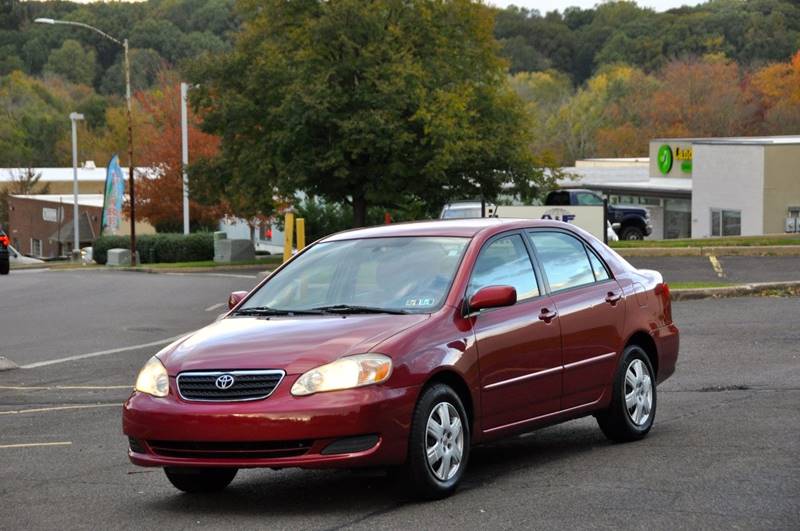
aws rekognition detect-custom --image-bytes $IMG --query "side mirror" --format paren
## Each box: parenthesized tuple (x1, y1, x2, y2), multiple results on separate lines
(468, 285, 517, 313)
(228, 290, 248, 310)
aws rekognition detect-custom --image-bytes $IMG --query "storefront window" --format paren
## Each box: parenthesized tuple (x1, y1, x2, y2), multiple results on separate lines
(710, 209, 741, 237)
(664, 199, 691, 239)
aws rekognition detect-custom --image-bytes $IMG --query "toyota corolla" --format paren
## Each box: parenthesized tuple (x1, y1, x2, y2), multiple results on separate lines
(123, 219, 679, 499)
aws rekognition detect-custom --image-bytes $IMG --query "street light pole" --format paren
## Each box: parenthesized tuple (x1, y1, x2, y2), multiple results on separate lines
(180, 82, 190, 235)
(69, 112, 84, 258)
(35, 18, 137, 264)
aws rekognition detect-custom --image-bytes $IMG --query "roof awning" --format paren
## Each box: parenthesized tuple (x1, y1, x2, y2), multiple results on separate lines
(48, 212, 96, 243)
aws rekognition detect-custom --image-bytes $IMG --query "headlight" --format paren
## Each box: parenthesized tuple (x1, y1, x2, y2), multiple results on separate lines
(134, 356, 169, 397)
(291, 354, 392, 396)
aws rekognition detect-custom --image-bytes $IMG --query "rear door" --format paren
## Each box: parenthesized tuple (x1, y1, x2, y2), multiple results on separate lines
(527, 230, 626, 410)
(469, 232, 563, 432)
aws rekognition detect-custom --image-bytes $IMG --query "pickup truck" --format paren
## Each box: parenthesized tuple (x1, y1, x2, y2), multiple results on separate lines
(545, 189, 652, 240)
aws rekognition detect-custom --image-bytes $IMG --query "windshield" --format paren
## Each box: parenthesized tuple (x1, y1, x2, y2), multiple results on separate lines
(241, 236, 469, 314)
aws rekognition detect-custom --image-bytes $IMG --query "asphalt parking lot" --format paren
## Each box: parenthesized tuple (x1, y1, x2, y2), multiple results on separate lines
(0, 270, 798, 530)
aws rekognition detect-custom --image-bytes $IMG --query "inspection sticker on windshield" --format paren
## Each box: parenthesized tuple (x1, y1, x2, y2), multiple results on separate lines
(405, 297, 436, 308)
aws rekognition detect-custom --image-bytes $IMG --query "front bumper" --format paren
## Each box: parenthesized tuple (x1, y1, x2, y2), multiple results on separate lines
(123, 378, 419, 469)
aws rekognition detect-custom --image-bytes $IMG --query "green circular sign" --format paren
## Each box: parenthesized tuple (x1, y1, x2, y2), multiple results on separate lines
(657, 144, 673, 174)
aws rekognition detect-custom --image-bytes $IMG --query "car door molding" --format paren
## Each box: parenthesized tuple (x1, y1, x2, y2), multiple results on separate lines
(483, 365, 563, 391)
(563, 351, 616, 371)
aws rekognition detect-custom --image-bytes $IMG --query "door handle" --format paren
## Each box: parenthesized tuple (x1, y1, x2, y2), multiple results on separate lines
(605, 291, 622, 305)
(538, 308, 557, 323)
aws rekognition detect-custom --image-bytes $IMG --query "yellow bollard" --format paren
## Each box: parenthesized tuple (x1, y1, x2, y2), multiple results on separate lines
(296, 218, 306, 251)
(283, 212, 295, 263)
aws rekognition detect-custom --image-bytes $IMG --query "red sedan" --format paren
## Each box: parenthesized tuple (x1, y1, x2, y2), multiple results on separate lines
(123, 219, 679, 499)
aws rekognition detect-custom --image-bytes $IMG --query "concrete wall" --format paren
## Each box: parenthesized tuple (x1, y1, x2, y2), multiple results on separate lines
(691, 144, 765, 238)
(763, 145, 800, 234)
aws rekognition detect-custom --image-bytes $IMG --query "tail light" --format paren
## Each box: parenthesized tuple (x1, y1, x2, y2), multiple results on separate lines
(655, 282, 672, 323)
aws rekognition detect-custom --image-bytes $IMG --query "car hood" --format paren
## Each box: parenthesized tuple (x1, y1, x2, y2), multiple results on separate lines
(158, 313, 429, 375)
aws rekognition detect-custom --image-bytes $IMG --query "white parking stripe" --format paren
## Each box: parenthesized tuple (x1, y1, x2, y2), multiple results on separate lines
(0, 404, 120, 416)
(204, 302, 226, 312)
(0, 385, 131, 391)
(20, 334, 189, 369)
(0, 442, 72, 449)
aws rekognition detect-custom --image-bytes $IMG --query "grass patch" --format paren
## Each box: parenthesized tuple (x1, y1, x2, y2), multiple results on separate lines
(669, 281, 734, 290)
(611, 234, 800, 248)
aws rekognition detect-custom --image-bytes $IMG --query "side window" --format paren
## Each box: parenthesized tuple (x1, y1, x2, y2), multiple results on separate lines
(587, 249, 610, 281)
(469, 234, 539, 301)
(576, 192, 603, 206)
(528, 232, 595, 292)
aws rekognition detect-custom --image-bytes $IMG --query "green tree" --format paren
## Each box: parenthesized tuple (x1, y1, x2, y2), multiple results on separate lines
(190, 0, 550, 226)
(43, 39, 96, 85)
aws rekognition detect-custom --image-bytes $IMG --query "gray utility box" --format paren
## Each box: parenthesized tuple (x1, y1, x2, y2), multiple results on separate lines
(106, 248, 140, 266)
(214, 238, 255, 263)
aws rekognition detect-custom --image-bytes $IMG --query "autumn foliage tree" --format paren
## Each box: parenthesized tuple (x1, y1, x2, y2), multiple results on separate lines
(134, 70, 222, 232)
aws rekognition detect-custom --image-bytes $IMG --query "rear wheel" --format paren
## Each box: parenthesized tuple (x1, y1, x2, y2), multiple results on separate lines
(164, 467, 238, 493)
(403, 383, 470, 500)
(596, 345, 656, 442)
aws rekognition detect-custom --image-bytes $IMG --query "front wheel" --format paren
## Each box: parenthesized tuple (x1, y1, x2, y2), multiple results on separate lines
(164, 467, 238, 493)
(620, 226, 645, 240)
(403, 383, 470, 500)
(596, 345, 656, 442)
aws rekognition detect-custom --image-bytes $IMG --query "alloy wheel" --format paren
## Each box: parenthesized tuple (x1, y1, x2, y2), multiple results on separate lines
(425, 402, 464, 481)
(625, 359, 653, 426)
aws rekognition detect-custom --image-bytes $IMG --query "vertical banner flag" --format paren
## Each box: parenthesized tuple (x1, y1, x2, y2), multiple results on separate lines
(101, 154, 125, 235)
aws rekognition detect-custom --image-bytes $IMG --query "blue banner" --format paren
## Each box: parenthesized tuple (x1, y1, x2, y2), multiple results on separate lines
(101, 154, 125, 235)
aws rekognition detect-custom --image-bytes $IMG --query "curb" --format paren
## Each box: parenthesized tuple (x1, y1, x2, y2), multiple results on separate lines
(115, 265, 274, 274)
(671, 280, 800, 301)
(0, 356, 19, 372)
(616, 245, 800, 257)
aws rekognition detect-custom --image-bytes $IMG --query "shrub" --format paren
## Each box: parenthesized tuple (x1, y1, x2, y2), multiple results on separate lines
(92, 233, 214, 264)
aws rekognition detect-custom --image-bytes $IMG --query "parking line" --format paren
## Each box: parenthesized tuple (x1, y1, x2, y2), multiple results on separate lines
(204, 302, 226, 312)
(0, 404, 119, 416)
(0, 385, 131, 391)
(709, 255, 725, 278)
(0, 442, 72, 449)
(20, 334, 188, 369)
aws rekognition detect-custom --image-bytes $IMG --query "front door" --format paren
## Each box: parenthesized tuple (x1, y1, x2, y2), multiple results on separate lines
(528, 230, 626, 410)
(470, 233, 563, 432)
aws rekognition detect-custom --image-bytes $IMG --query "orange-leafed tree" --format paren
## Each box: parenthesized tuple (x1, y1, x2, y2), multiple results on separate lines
(645, 56, 758, 139)
(134, 70, 223, 232)
(751, 51, 800, 134)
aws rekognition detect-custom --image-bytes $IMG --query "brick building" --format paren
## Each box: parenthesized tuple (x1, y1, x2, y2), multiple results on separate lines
(7, 195, 103, 258)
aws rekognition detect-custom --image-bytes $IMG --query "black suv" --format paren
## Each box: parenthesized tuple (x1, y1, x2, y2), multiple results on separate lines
(545, 189, 652, 240)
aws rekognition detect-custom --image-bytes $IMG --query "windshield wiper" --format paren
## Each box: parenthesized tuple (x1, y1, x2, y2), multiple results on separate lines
(310, 304, 410, 315)
(233, 306, 323, 316)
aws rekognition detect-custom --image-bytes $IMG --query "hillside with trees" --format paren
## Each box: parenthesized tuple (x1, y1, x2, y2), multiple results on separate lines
(1, 0, 799, 228)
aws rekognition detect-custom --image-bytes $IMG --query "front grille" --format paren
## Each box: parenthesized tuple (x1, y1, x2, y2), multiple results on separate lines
(147, 439, 312, 459)
(176, 370, 285, 401)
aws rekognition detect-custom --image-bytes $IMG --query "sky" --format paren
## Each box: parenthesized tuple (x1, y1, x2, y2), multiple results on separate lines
(490, 1, 701, 13)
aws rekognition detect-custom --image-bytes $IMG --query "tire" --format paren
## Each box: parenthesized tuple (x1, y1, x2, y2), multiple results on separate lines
(164, 467, 238, 493)
(620, 226, 645, 240)
(596, 345, 657, 443)
(403, 383, 470, 500)
(0, 254, 9, 275)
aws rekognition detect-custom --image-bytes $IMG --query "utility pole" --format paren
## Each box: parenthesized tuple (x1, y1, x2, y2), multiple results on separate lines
(36, 18, 137, 264)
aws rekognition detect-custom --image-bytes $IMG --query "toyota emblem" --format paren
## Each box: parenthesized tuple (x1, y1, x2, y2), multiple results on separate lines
(215, 374, 235, 390)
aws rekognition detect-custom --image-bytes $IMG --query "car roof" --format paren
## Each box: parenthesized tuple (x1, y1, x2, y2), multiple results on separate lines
(321, 218, 573, 241)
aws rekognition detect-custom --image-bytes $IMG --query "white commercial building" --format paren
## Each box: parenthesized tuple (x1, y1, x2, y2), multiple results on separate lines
(563, 135, 800, 239)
